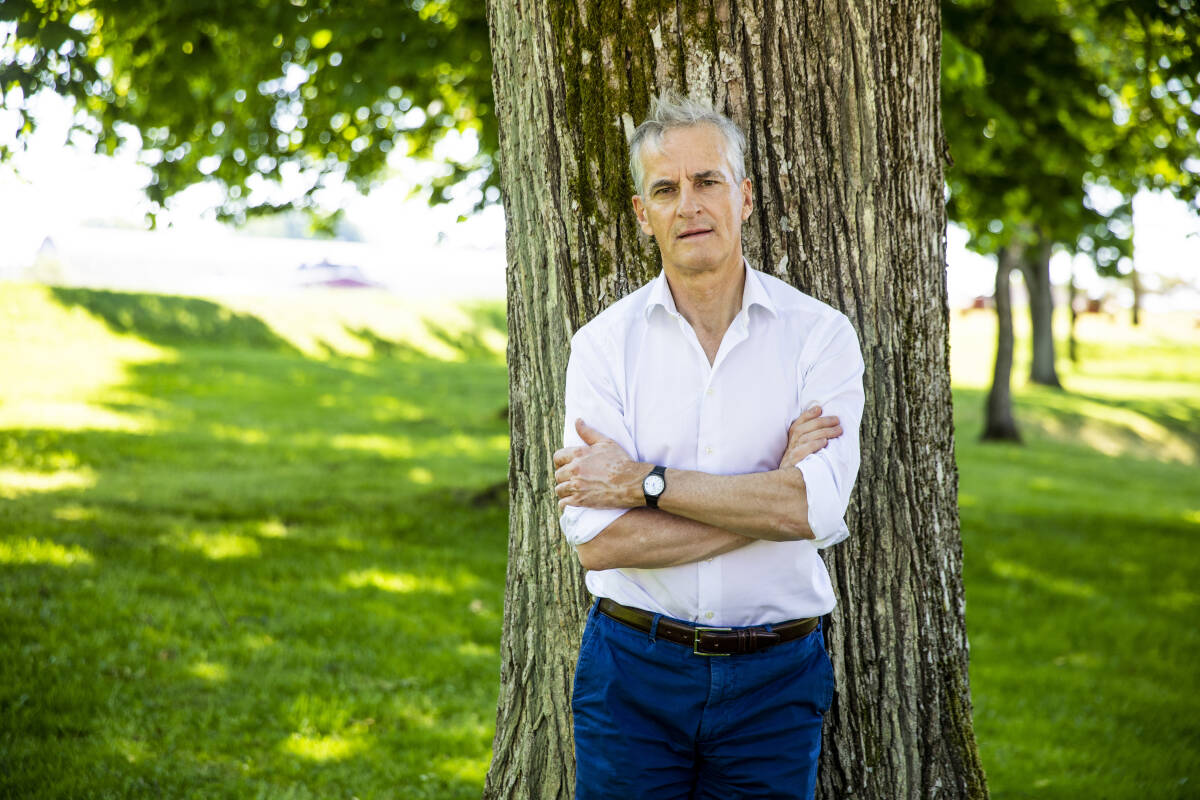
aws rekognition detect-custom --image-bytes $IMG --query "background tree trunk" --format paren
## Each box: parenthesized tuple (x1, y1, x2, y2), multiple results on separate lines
(1067, 261, 1079, 365)
(484, 1, 988, 798)
(1017, 235, 1062, 388)
(983, 245, 1022, 442)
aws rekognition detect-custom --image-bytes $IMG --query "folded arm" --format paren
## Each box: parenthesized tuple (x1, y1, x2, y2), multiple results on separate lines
(555, 416, 833, 544)
(557, 320, 858, 570)
(574, 508, 755, 571)
(560, 407, 843, 570)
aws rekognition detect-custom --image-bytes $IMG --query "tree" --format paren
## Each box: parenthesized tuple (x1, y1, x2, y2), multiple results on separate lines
(483, 2, 986, 798)
(0, 0, 496, 224)
(942, 0, 1199, 437)
(1078, 0, 1200, 325)
(943, 0, 1114, 395)
(982, 244, 1023, 441)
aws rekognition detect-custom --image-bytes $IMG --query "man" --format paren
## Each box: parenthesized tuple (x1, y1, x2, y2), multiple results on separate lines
(553, 94, 865, 799)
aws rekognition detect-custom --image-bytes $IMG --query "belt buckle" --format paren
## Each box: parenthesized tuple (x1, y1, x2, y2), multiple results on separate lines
(693, 626, 733, 656)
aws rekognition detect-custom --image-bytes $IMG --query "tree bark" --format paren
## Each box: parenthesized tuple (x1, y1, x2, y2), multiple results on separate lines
(983, 245, 1022, 442)
(484, 1, 988, 798)
(1017, 235, 1061, 388)
(1067, 260, 1078, 365)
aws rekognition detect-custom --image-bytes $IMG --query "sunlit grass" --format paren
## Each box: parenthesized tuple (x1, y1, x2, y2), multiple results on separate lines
(0, 282, 508, 799)
(0, 467, 98, 497)
(0, 285, 169, 433)
(0, 537, 95, 567)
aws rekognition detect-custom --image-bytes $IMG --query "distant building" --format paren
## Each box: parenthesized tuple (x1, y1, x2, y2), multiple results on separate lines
(296, 258, 384, 289)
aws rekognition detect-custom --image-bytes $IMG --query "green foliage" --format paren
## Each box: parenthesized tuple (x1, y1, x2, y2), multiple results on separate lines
(942, 0, 1199, 264)
(4, 0, 1195, 246)
(0, 0, 496, 222)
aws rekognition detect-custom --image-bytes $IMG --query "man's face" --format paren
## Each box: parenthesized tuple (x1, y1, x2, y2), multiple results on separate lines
(632, 124, 753, 276)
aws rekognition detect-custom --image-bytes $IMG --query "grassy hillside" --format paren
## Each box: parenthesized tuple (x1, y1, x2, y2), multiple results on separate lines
(1, 282, 1197, 798)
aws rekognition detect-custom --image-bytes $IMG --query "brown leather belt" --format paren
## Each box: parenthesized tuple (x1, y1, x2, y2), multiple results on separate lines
(597, 598, 818, 656)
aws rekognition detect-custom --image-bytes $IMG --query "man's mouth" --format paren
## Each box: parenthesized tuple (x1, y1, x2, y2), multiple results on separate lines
(677, 228, 712, 240)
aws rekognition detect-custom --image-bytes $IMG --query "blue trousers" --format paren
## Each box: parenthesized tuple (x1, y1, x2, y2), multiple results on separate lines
(572, 601, 834, 800)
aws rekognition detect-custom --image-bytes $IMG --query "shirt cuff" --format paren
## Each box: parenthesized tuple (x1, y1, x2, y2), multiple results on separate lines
(560, 506, 630, 547)
(796, 458, 850, 549)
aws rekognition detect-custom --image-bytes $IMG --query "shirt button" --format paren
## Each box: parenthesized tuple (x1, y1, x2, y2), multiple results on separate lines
(705, 447, 713, 455)
(705, 612, 714, 620)
(705, 388, 714, 396)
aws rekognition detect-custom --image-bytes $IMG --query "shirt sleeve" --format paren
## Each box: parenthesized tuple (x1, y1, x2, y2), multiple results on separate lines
(558, 326, 636, 547)
(795, 314, 865, 549)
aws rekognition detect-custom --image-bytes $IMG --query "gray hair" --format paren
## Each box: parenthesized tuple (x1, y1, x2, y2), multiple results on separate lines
(628, 93, 747, 195)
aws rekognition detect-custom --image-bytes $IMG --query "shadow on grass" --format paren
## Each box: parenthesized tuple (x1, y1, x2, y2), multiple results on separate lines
(342, 302, 507, 366)
(51, 288, 300, 353)
(2, 288, 511, 798)
(952, 385, 1200, 465)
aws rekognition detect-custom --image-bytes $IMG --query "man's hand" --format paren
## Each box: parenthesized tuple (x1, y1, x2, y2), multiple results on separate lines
(554, 420, 648, 512)
(779, 406, 842, 469)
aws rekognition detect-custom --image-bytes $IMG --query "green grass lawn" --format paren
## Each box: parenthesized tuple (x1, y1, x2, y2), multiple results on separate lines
(1, 284, 510, 798)
(951, 311, 1200, 800)
(2, 283, 1197, 798)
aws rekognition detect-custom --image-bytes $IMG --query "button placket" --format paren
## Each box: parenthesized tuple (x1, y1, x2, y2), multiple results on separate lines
(696, 555, 721, 627)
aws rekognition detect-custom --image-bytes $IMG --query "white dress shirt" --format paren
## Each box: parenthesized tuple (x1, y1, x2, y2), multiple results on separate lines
(559, 261, 865, 626)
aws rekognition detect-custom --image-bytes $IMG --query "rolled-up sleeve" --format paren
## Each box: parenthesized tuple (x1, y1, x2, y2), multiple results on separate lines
(795, 314, 865, 548)
(558, 328, 635, 547)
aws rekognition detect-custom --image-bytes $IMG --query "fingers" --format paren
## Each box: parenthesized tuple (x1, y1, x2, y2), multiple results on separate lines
(788, 414, 841, 438)
(555, 476, 579, 512)
(800, 424, 843, 441)
(552, 445, 587, 469)
(790, 425, 843, 451)
(575, 418, 611, 446)
(778, 420, 844, 469)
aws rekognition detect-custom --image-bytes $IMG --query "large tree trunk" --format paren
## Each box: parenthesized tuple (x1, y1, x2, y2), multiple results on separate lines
(1017, 235, 1062, 388)
(484, 1, 988, 798)
(983, 245, 1022, 442)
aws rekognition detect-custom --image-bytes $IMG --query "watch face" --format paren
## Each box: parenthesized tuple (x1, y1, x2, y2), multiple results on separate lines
(643, 474, 666, 496)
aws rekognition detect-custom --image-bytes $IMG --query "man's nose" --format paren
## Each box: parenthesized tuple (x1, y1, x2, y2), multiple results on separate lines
(677, 183, 701, 217)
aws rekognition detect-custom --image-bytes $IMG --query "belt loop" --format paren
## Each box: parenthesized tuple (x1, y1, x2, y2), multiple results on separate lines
(649, 613, 661, 642)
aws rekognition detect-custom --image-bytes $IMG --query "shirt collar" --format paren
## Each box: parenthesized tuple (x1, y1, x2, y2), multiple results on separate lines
(644, 258, 779, 320)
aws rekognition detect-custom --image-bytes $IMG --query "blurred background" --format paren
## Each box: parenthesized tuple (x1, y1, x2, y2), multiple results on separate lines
(1, 1, 1197, 798)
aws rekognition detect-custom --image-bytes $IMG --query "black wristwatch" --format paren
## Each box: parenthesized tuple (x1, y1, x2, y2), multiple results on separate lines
(642, 465, 667, 508)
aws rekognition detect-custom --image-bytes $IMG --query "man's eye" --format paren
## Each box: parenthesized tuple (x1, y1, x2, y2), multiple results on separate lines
(656, 187, 676, 196)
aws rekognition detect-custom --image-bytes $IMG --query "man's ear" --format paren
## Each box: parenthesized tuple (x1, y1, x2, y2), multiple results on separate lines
(631, 195, 654, 236)
(740, 177, 753, 222)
